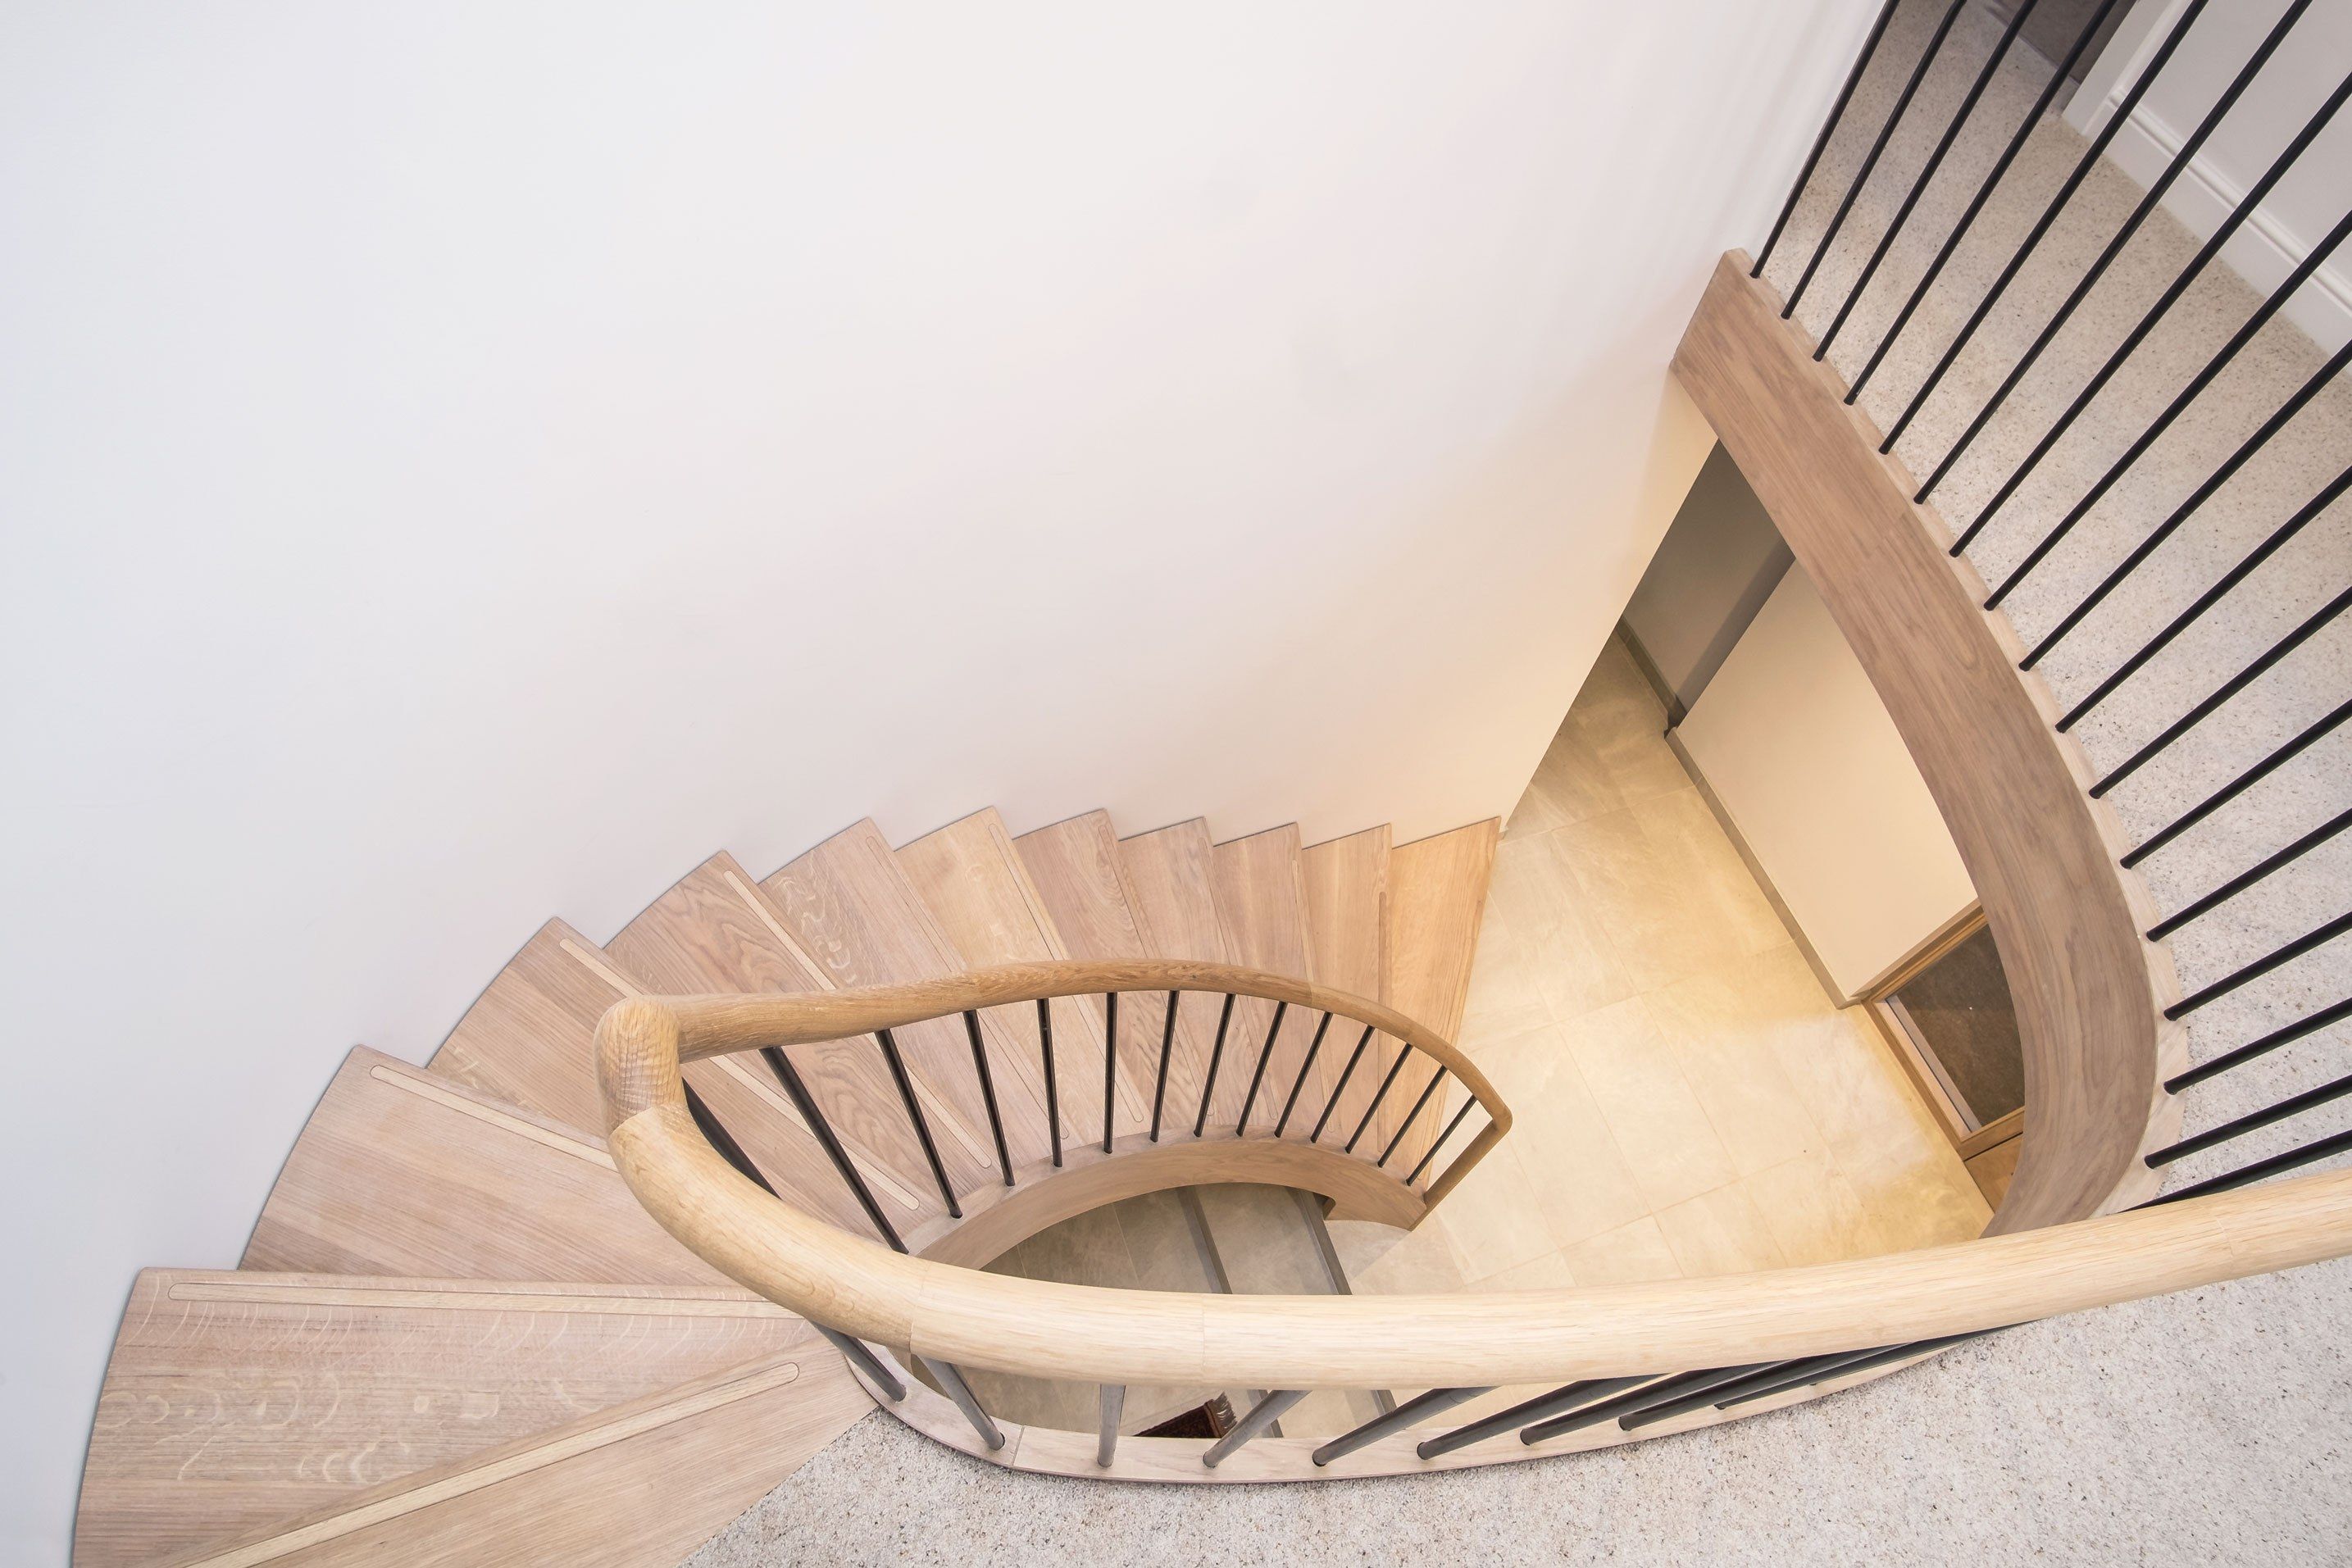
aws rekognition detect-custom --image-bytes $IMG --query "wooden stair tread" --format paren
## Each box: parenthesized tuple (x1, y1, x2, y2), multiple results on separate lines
(1382, 819, 1500, 1179)
(426, 918, 630, 1136)
(605, 851, 944, 1232)
(1116, 818, 1245, 1132)
(760, 820, 1053, 1174)
(895, 808, 1144, 1143)
(1017, 810, 1218, 1137)
(1208, 825, 1327, 1138)
(241, 1048, 729, 1286)
(1303, 825, 1393, 1150)
(76, 1270, 842, 1568)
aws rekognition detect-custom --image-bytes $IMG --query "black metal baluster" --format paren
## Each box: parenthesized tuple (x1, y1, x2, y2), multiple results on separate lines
(2142, 1125, 2352, 1204)
(1095, 1383, 1124, 1469)
(1847, 0, 2128, 404)
(1235, 1002, 1290, 1136)
(1376, 1066, 1449, 1168)
(1954, 65, 2352, 543)
(2003, 339, 2352, 624)
(1151, 990, 1178, 1142)
(1201, 1388, 1308, 1468)
(1522, 1364, 1777, 1442)
(762, 1044, 903, 1252)
(925, 1358, 1007, 1451)
(1752, 0, 1904, 277)
(2090, 584, 2352, 798)
(1877, 0, 2210, 454)
(1101, 991, 1117, 1154)
(2058, 466, 2352, 729)
(876, 1028, 961, 1216)
(1272, 1011, 1334, 1137)
(1034, 999, 1061, 1169)
(682, 1080, 767, 1192)
(1193, 993, 1236, 1138)
(1970, 204, 2352, 568)
(1816, 0, 2038, 360)
(1783, 0, 1970, 319)
(1404, 1098, 1481, 1186)
(685, 1079, 909, 1400)
(2168, 997, 2352, 1093)
(1715, 1332, 1991, 1411)
(2149, 1070, 2352, 1168)
(2149, 807, 2352, 941)
(1312, 1386, 1495, 1466)
(2124, 699, 2352, 869)
(1415, 1377, 1652, 1460)
(1916, 1, 2313, 502)
(962, 1010, 1014, 1186)
(2167, 909, 2352, 1020)
(1345, 1047, 1414, 1154)
(1311, 1025, 1376, 1143)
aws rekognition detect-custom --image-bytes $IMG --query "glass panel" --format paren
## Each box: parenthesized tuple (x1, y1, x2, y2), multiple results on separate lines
(1888, 925, 2024, 1125)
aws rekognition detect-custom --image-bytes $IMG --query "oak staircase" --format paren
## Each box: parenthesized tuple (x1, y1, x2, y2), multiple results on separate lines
(73, 1, 2352, 1557)
(78, 811, 1500, 1564)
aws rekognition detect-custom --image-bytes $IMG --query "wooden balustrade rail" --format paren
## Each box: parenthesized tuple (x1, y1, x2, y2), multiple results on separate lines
(598, 970, 2352, 1390)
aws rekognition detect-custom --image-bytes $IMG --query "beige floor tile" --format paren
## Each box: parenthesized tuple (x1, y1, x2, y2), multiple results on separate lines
(1560, 1216, 1684, 1285)
(1645, 961, 1830, 1177)
(1429, 1140, 1559, 1281)
(1739, 1150, 1877, 1267)
(1642, 787, 1790, 957)
(1472, 1020, 1655, 1248)
(1457, 920, 1554, 1040)
(1484, 832, 1637, 1019)
(1559, 997, 1739, 1211)
(1845, 1141, 1990, 1254)
(1651, 1184, 1788, 1279)
(1550, 789, 1785, 993)
(1344, 1216, 1474, 1295)
(1548, 801, 1735, 994)
(1471, 1250, 1576, 1291)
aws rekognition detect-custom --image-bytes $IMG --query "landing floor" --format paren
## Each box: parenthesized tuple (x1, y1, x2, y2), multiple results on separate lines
(1330, 634, 1987, 1300)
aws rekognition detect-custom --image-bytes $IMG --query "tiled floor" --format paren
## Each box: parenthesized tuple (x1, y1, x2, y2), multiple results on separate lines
(1331, 634, 1988, 1301)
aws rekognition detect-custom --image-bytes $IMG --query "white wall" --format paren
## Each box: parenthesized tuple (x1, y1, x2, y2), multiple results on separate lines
(1676, 565, 1977, 1000)
(0, 2, 1884, 1555)
(2070, 0, 2352, 352)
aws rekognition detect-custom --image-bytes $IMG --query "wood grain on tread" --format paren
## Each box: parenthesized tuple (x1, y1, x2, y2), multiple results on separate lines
(1117, 820, 1244, 1129)
(1017, 811, 1216, 1129)
(762, 820, 1053, 1172)
(241, 1048, 727, 1286)
(897, 807, 1144, 1143)
(157, 1351, 865, 1568)
(607, 852, 939, 1229)
(1672, 252, 2163, 1229)
(75, 1270, 821, 1568)
(1303, 825, 1392, 1151)
(1209, 825, 1327, 1138)
(1383, 820, 1499, 1177)
(427, 919, 618, 1131)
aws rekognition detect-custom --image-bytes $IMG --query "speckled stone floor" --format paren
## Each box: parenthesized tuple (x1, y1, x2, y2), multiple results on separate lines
(693, 3, 2351, 1559)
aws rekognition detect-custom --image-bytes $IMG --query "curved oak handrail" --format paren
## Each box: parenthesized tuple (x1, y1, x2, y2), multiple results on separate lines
(597, 974, 2352, 1390)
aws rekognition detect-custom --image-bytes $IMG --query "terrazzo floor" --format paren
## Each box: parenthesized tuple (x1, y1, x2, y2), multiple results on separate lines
(692, 2, 2352, 1558)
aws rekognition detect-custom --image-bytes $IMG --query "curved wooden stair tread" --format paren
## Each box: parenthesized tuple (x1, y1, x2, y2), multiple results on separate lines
(1208, 825, 1328, 1139)
(1115, 818, 1249, 1129)
(603, 851, 953, 1230)
(897, 807, 1142, 1144)
(1017, 810, 1218, 1127)
(242, 1049, 730, 1287)
(86, 798, 1507, 1559)
(77, 1270, 860, 1568)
